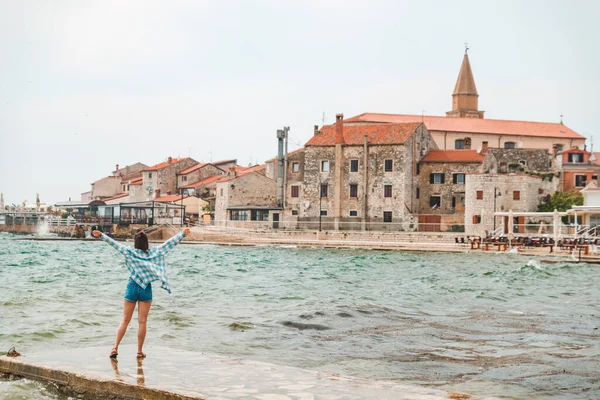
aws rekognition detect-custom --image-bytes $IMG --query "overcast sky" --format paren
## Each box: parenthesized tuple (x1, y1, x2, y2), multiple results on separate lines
(1, 0, 599, 205)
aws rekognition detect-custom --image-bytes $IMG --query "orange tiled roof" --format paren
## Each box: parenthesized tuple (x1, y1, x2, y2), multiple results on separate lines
(154, 194, 190, 203)
(127, 177, 143, 185)
(216, 165, 267, 183)
(177, 163, 208, 175)
(180, 174, 223, 189)
(561, 147, 589, 155)
(267, 148, 304, 162)
(211, 159, 236, 166)
(305, 123, 422, 146)
(345, 113, 584, 140)
(143, 158, 188, 172)
(420, 150, 485, 163)
(102, 193, 129, 202)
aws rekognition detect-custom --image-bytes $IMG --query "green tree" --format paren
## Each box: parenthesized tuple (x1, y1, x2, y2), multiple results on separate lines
(537, 190, 583, 212)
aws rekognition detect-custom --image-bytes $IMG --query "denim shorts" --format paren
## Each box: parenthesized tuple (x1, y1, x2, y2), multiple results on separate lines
(124, 279, 152, 303)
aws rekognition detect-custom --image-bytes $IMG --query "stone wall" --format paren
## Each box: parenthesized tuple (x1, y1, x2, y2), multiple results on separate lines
(482, 148, 551, 173)
(301, 125, 436, 230)
(215, 172, 278, 226)
(465, 174, 544, 236)
(417, 161, 481, 214)
(177, 164, 224, 189)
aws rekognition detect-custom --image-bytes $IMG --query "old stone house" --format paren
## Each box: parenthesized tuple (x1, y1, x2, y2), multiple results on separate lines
(214, 169, 279, 228)
(417, 150, 485, 216)
(141, 157, 198, 200)
(301, 114, 437, 231)
(465, 174, 546, 237)
(265, 148, 306, 222)
(482, 147, 553, 174)
(176, 163, 226, 190)
(342, 52, 585, 153)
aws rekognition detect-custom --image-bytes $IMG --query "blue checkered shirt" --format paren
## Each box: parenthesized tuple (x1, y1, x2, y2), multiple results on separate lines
(101, 231, 185, 294)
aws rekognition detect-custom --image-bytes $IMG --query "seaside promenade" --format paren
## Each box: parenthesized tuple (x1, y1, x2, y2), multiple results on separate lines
(0, 345, 472, 400)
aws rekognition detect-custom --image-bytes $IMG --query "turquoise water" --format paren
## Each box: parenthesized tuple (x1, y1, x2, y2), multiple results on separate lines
(1, 232, 599, 399)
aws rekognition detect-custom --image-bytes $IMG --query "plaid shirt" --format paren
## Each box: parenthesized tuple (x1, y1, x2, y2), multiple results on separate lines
(101, 231, 185, 294)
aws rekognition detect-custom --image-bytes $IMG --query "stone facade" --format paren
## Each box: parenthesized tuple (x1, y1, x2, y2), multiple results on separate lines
(91, 176, 122, 200)
(142, 158, 198, 199)
(482, 148, 552, 174)
(301, 123, 436, 231)
(177, 164, 225, 189)
(465, 174, 545, 236)
(417, 161, 482, 215)
(215, 172, 279, 228)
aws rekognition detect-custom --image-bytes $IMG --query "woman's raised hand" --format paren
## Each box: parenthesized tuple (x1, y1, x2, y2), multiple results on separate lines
(92, 230, 102, 238)
(183, 228, 191, 236)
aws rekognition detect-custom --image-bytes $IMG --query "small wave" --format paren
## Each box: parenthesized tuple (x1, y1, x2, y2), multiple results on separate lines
(281, 321, 331, 331)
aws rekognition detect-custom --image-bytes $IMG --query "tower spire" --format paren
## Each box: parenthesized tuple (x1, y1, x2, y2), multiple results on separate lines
(446, 49, 484, 119)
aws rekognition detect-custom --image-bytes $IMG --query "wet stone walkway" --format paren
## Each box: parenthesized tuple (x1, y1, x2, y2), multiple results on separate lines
(0, 345, 473, 399)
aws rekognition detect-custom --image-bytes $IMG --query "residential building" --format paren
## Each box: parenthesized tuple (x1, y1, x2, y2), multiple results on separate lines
(417, 150, 484, 217)
(265, 148, 306, 221)
(176, 163, 226, 189)
(465, 174, 546, 236)
(214, 168, 279, 228)
(558, 147, 600, 192)
(141, 157, 198, 199)
(302, 114, 436, 230)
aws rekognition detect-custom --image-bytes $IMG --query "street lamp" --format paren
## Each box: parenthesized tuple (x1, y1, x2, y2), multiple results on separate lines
(493, 187, 501, 231)
(319, 183, 323, 231)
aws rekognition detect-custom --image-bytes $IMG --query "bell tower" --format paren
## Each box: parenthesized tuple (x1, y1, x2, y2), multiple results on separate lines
(446, 48, 484, 119)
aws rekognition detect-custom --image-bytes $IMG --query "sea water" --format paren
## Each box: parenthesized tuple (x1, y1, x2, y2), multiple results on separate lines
(1, 233, 599, 399)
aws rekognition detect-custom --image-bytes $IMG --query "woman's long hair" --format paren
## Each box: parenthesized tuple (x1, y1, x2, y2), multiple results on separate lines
(134, 231, 149, 252)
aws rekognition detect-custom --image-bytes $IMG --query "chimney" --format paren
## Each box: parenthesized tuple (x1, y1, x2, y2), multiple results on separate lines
(314, 125, 319, 135)
(229, 166, 237, 177)
(115, 164, 119, 172)
(155, 188, 161, 198)
(168, 156, 173, 164)
(335, 114, 344, 145)
(480, 141, 488, 154)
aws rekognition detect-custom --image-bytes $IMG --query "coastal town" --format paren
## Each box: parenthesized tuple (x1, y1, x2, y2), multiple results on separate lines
(1, 51, 597, 248)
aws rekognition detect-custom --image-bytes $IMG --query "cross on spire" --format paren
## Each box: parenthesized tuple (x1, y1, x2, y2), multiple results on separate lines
(464, 42, 469, 54)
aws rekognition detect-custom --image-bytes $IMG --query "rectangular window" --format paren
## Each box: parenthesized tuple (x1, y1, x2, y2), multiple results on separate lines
(416, 164, 420, 175)
(569, 153, 583, 163)
(452, 196, 456, 208)
(349, 210, 358, 217)
(350, 184, 358, 198)
(220, 188, 223, 196)
(383, 211, 392, 223)
(384, 159, 393, 172)
(251, 210, 269, 221)
(416, 187, 420, 199)
(182, 176, 187, 181)
(321, 161, 330, 172)
(148, 173, 152, 179)
(291, 185, 299, 198)
(320, 184, 328, 198)
(472, 215, 481, 224)
(350, 160, 359, 172)
(384, 184, 392, 198)
(230, 210, 249, 221)
(513, 191, 520, 200)
(455, 139, 465, 149)
(430, 196, 441, 208)
(504, 142, 516, 149)
(453, 173, 465, 184)
(291, 209, 299, 216)
(430, 173, 445, 184)
(593, 175, 598, 181)
(476, 190, 483, 200)
(575, 175, 587, 187)
(320, 210, 328, 216)
(292, 162, 299, 173)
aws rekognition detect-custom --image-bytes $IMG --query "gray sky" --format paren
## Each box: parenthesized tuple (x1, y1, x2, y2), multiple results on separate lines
(1, 0, 599, 206)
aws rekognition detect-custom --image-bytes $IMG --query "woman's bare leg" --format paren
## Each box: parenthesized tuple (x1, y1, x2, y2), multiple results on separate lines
(137, 301, 152, 354)
(113, 300, 136, 352)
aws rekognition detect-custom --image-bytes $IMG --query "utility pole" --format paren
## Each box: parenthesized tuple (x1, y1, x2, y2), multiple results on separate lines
(283, 126, 290, 209)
